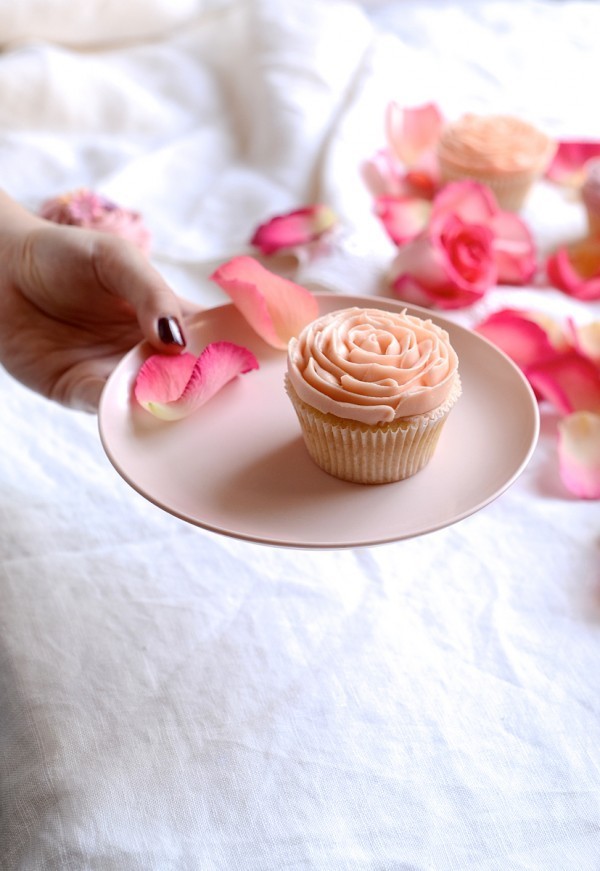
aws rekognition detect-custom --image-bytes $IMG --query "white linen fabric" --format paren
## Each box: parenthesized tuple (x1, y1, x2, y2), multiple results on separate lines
(1, 1, 599, 869)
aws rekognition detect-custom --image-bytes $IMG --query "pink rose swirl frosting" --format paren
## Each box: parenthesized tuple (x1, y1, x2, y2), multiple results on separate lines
(287, 307, 459, 424)
(438, 114, 554, 175)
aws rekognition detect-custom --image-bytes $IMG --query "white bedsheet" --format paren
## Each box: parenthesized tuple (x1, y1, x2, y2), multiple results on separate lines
(1, 1, 599, 869)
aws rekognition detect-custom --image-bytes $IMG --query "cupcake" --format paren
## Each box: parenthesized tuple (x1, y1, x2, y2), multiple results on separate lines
(437, 113, 556, 211)
(285, 307, 461, 484)
(581, 158, 600, 238)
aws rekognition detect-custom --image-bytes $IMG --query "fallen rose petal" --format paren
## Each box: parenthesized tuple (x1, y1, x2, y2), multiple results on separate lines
(547, 241, 600, 301)
(475, 309, 559, 369)
(39, 187, 151, 253)
(525, 311, 569, 351)
(361, 149, 410, 198)
(488, 211, 537, 284)
(432, 179, 498, 224)
(573, 320, 600, 365)
(250, 205, 336, 255)
(134, 342, 259, 420)
(386, 101, 444, 167)
(545, 140, 600, 187)
(557, 411, 600, 498)
(210, 255, 319, 349)
(374, 195, 431, 245)
(526, 350, 600, 415)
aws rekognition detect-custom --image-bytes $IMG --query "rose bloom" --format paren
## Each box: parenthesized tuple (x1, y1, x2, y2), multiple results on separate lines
(389, 181, 536, 309)
(391, 212, 496, 309)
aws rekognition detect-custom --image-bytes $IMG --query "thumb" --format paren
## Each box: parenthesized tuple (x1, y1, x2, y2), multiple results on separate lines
(93, 235, 189, 353)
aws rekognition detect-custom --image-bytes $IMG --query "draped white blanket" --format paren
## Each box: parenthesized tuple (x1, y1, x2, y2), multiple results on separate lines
(1, 2, 599, 869)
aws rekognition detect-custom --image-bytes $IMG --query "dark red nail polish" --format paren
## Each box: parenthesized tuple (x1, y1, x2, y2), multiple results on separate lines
(158, 316, 185, 347)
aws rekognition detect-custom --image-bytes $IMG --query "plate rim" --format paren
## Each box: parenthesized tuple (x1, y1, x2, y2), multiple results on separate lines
(99, 292, 540, 549)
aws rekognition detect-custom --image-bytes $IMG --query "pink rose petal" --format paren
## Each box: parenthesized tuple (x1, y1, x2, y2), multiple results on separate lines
(573, 321, 600, 365)
(134, 342, 259, 420)
(545, 140, 600, 187)
(475, 309, 559, 369)
(386, 101, 444, 167)
(526, 350, 600, 415)
(374, 195, 431, 245)
(210, 255, 319, 349)
(361, 149, 409, 198)
(557, 411, 600, 499)
(488, 211, 537, 284)
(250, 205, 336, 255)
(432, 180, 498, 224)
(547, 241, 600, 301)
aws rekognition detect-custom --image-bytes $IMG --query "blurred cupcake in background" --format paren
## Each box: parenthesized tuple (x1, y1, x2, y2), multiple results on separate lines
(39, 188, 151, 254)
(437, 113, 556, 211)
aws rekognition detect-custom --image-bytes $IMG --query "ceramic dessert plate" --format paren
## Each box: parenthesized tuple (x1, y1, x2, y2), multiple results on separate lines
(99, 293, 539, 549)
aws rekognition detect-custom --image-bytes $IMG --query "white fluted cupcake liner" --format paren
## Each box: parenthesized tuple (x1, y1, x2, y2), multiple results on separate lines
(437, 164, 539, 211)
(285, 376, 461, 485)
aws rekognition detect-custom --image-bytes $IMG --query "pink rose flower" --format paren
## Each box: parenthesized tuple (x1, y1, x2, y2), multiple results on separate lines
(39, 188, 151, 254)
(390, 212, 496, 309)
(389, 181, 537, 309)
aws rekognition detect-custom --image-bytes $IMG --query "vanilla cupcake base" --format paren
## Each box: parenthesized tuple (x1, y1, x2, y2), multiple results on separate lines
(285, 375, 462, 485)
(438, 164, 538, 212)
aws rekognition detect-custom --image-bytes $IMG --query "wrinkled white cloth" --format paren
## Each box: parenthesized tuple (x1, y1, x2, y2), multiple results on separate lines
(1, 1, 599, 869)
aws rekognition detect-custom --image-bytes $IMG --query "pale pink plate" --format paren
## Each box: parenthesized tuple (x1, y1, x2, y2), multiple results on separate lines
(99, 293, 539, 549)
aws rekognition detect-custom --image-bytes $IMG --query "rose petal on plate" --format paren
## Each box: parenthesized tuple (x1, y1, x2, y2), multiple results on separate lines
(374, 195, 431, 244)
(557, 411, 600, 499)
(134, 342, 259, 420)
(545, 140, 600, 187)
(526, 350, 600, 415)
(475, 309, 558, 369)
(546, 242, 600, 301)
(386, 101, 444, 167)
(250, 205, 336, 255)
(210, 255, 319, 349)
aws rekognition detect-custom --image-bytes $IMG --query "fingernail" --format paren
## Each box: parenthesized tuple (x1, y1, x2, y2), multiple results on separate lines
(158, 316, 186, 347)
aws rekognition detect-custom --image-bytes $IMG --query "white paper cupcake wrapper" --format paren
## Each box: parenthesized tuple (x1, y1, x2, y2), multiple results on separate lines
(286, 377, 461, 485)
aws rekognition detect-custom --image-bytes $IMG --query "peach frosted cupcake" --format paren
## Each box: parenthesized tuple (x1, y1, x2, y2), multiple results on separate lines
(437, 113, 556, 211)
(285, 307, 461, 484)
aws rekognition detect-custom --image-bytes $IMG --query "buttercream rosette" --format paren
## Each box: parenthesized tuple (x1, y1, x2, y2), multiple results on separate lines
(437, 114, 556, 211)
(285, 307, 461, 484)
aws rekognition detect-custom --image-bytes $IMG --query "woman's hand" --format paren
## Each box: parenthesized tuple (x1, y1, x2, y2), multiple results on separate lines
(0, 192, 194, 411)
